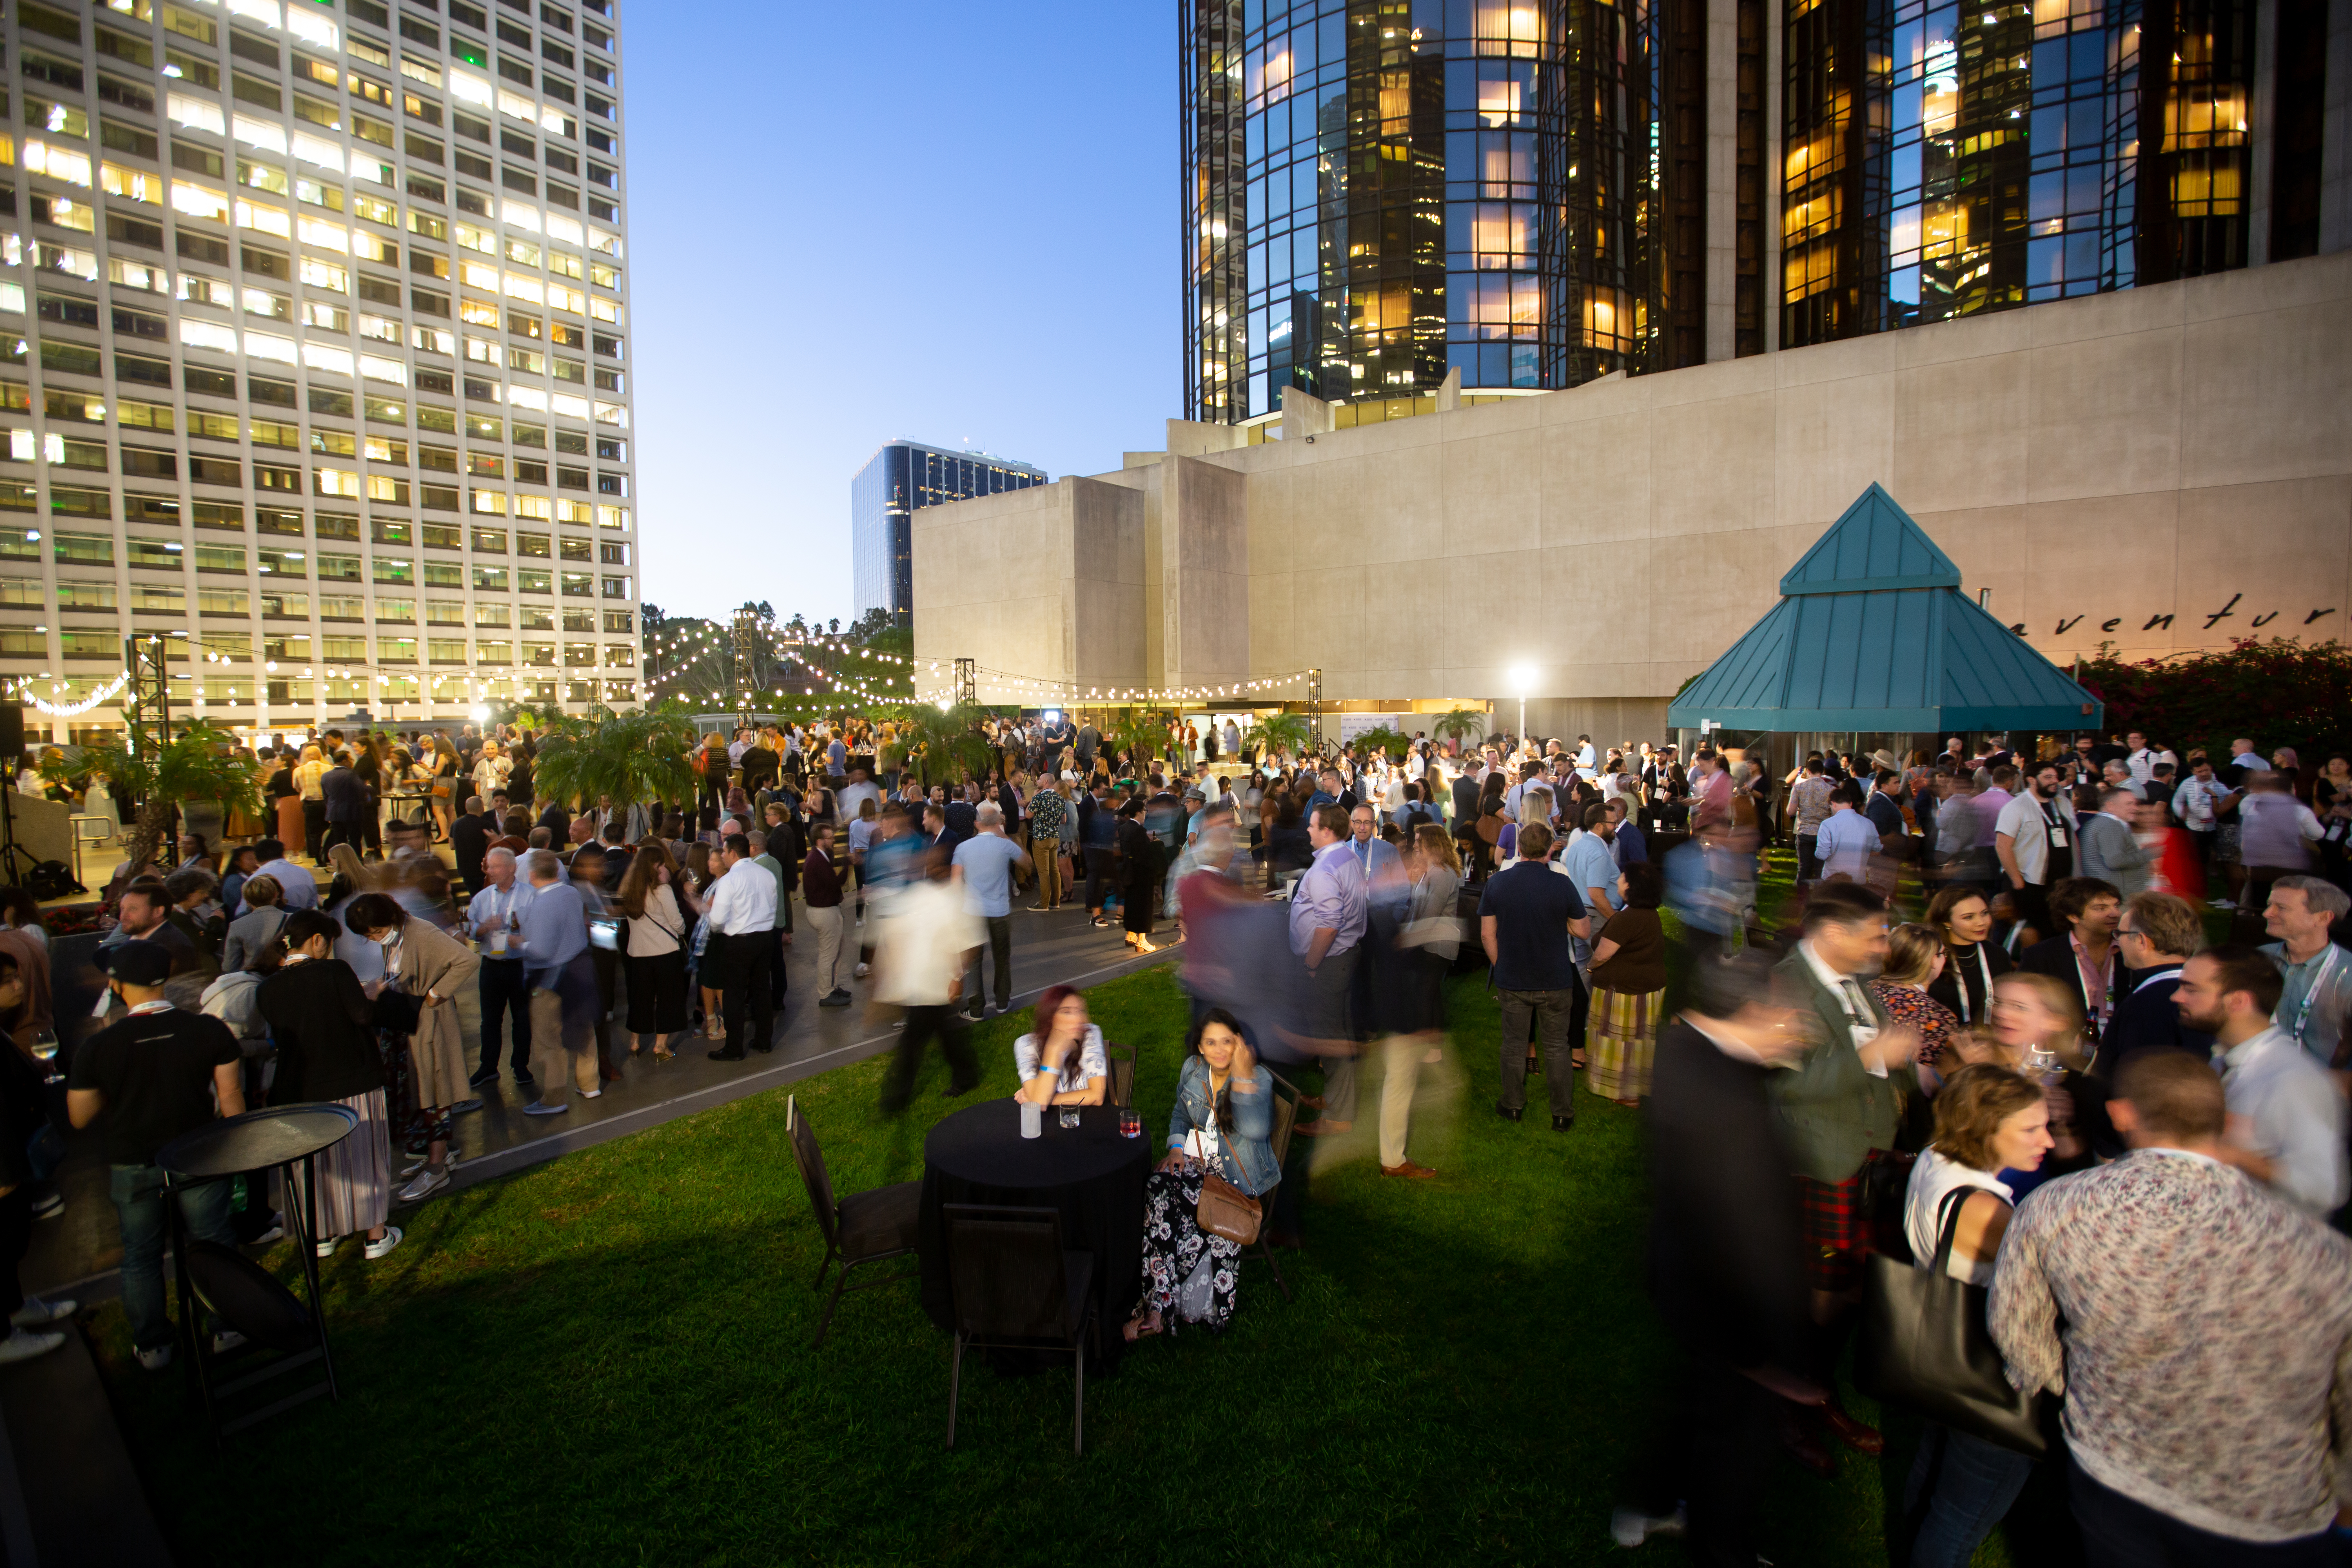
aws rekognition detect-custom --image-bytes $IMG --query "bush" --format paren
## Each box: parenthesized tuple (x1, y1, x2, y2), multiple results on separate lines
(2076, 638, 2352, 762)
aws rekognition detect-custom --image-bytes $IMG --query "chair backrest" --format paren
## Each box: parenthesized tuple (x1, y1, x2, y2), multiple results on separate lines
(943, 1204, 1076, 1341)
(1265, 1071, 1301, 1168)
(784, 1095, 839, 1250)
(1105, 1044, 1135, 1109)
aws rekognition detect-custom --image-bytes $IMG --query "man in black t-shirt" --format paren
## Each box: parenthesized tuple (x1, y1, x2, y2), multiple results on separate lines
(66, 941, 245, 1372)
(1477, 822, 1592, 1131)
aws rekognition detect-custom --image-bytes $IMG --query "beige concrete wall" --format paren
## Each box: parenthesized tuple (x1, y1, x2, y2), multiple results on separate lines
(915, 252, 2352, 717)
(1157, 456, 1251, 694)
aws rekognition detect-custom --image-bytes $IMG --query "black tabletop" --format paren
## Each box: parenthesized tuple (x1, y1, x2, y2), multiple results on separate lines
(922, 1098, 1149, 1189)
(918, 1100, 1152, 1363)
(157, 1102, 358, 1179)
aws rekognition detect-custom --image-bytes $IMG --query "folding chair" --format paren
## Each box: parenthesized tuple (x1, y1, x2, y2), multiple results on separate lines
(786, 1094, 920, 1347)
(943, 1204, 1099, 1455)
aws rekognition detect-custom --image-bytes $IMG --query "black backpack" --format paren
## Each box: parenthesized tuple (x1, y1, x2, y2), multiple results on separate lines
(22, 860, 82, 900)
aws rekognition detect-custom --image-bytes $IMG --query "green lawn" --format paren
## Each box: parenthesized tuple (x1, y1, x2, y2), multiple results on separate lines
(93, 856, 2038, 1568)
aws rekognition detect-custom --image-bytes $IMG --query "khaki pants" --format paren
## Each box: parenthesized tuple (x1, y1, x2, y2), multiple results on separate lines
(806, 903, 845, 995)
(530, 986, 599, 1102)
(1034, 838, 1064, 908)
(1377, 1036, 1424, 1168)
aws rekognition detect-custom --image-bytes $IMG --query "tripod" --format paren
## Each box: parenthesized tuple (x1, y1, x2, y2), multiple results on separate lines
(0, 778, 43, 888)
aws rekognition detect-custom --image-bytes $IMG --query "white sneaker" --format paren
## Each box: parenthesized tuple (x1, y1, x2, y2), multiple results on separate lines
(210, 1330, 247, 1355)
(135, 1342, 173, 1372)
(580, 1087, 602, 1099)
(1610, 1504, 1686, 1548)
(853, 962, 870, 978)
(363, 1226, 403, 1261)
(399, 1167, 450, 1203)
(9, 1298, 74, 1329)
(314, 1236, 341, 1259)
(0, 1328, 63, 1364)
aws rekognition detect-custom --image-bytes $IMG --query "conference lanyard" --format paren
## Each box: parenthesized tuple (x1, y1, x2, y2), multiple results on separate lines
(2287, 947, 2343, 1049)
(1951, 943, 1994, 1025)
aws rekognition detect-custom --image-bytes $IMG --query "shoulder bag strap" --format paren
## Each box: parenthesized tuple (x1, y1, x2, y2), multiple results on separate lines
(1930, 1181, 1989, 1274)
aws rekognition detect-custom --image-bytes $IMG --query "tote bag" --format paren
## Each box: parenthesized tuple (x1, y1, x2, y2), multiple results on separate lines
(1858, 1187, 2055, 1459)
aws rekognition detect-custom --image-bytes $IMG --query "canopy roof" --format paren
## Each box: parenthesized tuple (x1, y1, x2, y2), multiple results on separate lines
(1666, 484, 2104, 733)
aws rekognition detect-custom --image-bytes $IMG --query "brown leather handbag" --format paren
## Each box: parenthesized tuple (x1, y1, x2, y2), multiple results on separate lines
(1195, 1143, 1262, 1245)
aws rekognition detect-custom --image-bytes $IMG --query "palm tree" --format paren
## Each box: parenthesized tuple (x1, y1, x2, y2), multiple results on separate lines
(47, 719, 261, 873)
(530, 706, 701, 820)
(897, 703, 993, 787)
(1433, 706, 1488, 752)
(1243, 710, 1312, 760)
(1105, 708, 1164, 771)
(1352, 725, 1410, 761)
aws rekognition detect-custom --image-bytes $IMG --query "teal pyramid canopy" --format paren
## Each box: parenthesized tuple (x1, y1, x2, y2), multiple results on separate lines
(1667, 485, 2104, 733)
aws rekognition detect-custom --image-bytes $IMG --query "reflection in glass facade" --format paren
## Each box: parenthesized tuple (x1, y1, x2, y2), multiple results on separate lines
(1181, 0, 1682, 423)
(1783, 0, 2252, 346)
(850, 442, 1046, 631)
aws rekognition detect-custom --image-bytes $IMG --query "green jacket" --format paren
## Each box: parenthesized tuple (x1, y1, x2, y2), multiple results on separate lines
(1766, 944, 1902, 1183)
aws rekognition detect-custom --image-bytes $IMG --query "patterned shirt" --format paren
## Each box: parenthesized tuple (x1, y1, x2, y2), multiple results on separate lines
(1791, 774, 1836, 836)
(1990, 1150, 2352, 1541)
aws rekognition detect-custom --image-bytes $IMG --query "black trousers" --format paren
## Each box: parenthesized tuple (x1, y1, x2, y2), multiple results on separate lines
(718, 931, 775, 1054)
(1085, 846, 1117, 913)
(881, 1004, 978, 1111)
(769, 927, 789, 1008)
(965, 914, 1011, 1016)
(0, 1183, 29, 1319)
(301, 798, 327, 858)
(478, 957, 533, 1076)
(1621, 1351, 1782, 1568)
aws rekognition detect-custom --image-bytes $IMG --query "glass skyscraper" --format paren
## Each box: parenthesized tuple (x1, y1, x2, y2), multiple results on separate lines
(1783, 0, 2264, 344)
(1181, 0, 1690, 423)
(851, 440, 1045, 631)
(0, 0, 636, 741)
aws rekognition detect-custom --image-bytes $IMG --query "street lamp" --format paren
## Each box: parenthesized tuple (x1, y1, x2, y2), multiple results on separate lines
(1508, 662, 1537, 747)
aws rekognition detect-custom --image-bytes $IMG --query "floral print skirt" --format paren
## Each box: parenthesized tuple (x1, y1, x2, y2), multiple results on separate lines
(1138, 1161, 1241, 1332)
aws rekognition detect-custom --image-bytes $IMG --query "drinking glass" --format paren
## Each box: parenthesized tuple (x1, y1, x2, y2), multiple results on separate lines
(1118, 1108, 1142, 1139)
(1019, 1100, 1042, 1139)
(1059, 1105, 1081, 1130)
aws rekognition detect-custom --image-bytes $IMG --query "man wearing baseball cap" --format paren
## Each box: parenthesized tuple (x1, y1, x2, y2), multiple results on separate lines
(66, 940, 246, 1372)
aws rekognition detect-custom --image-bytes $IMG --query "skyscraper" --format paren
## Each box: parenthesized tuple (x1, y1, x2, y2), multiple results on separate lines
(851, 439, 1045, 632)
(1181, 0, 1695, 423)
(0, 0, 637, 742)
(1184, 0, 2334, 421)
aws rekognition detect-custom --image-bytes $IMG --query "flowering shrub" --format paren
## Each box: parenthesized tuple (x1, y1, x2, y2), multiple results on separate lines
(2076, 638, 2352, 761)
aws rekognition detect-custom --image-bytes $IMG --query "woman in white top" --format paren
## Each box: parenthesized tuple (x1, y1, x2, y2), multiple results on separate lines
(617, 842, 689, 1059)
(1899, 1062, 2052, 1568)
(1012, 984, 1109, 1106)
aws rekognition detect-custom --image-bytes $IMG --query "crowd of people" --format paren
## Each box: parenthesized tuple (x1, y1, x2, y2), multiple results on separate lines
(3, 708, 2350, 1568)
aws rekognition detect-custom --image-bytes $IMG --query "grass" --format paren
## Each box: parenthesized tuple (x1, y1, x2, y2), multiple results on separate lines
(91, 853, 2035, 1568)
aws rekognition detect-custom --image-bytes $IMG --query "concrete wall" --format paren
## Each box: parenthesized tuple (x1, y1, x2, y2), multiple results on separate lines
(917, 252, 2352, 718)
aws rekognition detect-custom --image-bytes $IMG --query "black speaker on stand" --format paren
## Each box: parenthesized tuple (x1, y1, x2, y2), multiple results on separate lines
(0, 702, 34, 887)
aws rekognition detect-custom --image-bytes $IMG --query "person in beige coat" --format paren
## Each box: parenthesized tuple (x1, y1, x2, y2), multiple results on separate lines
(341, 892, 479, 1203)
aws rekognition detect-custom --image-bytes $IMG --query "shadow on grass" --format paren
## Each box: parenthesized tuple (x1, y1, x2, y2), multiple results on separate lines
(94, 964, 1915, 1568)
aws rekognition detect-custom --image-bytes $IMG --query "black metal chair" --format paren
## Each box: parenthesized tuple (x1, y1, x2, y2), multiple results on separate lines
(786, 1094, 920, 1347)
(942, 1204, 1098, 1455)
(1250, 1074, 1300, 1303)
(1105, 1043, 1136, 1109)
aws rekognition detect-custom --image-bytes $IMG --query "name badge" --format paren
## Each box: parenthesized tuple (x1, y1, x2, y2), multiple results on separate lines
(2047, 826, 2067, 847)
(487, 929, 509, 955)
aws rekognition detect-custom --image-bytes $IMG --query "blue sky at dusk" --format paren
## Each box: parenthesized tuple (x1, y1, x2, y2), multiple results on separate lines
(622, 2, 1177, 624)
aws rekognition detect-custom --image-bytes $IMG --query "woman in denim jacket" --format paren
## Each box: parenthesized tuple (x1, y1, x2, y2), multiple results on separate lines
(1125, 1008, 1276, 1341)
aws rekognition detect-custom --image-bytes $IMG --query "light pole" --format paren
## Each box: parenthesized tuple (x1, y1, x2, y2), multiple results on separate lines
(1509, 662, 1536, 751)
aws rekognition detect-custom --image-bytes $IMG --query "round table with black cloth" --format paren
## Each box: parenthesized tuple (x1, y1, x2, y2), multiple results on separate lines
(918, 1100, 1152, 1368)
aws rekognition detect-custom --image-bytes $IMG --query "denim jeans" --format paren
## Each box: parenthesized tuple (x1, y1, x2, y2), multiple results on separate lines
(109, 1164, 238, 1352)
(1905, 1422, 2034, 1568)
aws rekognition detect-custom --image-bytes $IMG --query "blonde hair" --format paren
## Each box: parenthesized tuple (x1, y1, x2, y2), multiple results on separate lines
(1994, 971, 2086, 1049)
(1882, 922, 1944, 986)
(1414, 822, 1459, 873)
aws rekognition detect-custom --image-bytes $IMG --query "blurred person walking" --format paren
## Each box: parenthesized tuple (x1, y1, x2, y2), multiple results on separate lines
(1289, 804, 1368, 1137)
(874, 855, 982, 1114)
(512, 849, 600, 1113)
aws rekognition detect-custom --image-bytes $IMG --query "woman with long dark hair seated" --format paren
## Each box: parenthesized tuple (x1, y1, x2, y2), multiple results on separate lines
(1125, 1009, 1276, 1341)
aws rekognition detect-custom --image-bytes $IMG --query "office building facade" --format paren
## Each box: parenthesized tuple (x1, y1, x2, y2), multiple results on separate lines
(1185, 0, 2344, 422)
(851, 440, 1044, 630)
(0, 0, 637, 742)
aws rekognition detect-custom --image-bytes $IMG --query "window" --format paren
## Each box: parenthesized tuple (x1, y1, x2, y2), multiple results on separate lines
(262, 591, 309, 616)
(372, 555, 414, 584)
(249, 417, 301, 448)
(518, 568, 551, 594)
(194, 543, 247, 573)
(429, 638, 468, 662)
(49, 485, 111, 517)
(314, 512, 360, 540)
(557, 535, 591, 562)
(127, 536, 185, 569)
(422, 523, 461, 549)
(472, 565, 508, 590)
(318, 599, 363, 623)
(53, 530, 114, 564)
(257, 546, 305, 575)
(317, 552, 362, 581)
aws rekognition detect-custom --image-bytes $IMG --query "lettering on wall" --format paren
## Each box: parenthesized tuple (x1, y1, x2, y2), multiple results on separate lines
(2026, 603, 2340, 637)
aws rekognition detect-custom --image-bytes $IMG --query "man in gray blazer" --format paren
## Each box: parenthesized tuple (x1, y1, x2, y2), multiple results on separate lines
(2076, 786, 2151, 899)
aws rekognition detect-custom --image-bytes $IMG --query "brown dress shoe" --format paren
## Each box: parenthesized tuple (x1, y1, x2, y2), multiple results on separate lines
(1819, 1403, 1884, 1455)
(1380, 1160, 1437, 1179)
(1778, 1415, 1836, 1479)
(1292, 1119, 1352, 1137)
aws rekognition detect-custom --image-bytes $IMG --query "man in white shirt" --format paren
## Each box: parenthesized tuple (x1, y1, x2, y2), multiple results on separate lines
(2123, 731, 2176, 788)
(2176, 946, 2349, 1215)
(874, 859, 983, 1114)
(467, 846, 537, 1087)
(1995, 761, 2078, 938)
(703, 832, 778, 1060)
